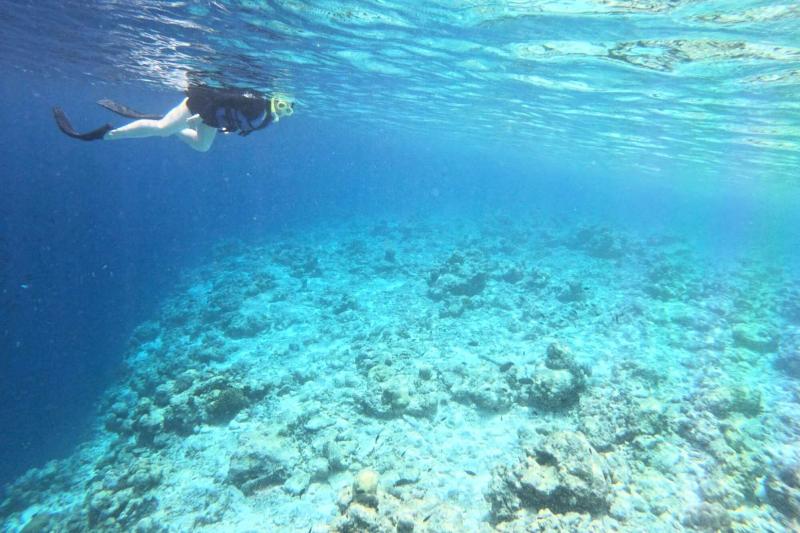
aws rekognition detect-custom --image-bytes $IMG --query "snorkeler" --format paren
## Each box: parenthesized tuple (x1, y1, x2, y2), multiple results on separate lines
(53, 84, 294, 152)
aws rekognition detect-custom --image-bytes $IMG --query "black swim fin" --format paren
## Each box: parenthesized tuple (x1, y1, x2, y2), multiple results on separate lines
(53, 107, 113, 141)
(97, 99, 162, 120)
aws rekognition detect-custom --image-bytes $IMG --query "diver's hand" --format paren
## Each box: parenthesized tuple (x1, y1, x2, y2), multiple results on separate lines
(187, 114, 202, 128)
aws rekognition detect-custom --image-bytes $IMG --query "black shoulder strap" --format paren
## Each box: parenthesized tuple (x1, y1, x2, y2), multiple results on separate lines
(238, 113, 272, 136)
(223, 106, 239, 133)
(53, 107, 113, 141)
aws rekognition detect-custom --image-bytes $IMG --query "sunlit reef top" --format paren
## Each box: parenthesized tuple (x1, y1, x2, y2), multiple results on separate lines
(2, 0, 799, 181)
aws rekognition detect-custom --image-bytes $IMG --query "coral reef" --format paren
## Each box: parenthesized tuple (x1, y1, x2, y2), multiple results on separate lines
(487, 430, 611, 522)
(775, 331, 800, 378)
(2, 214, 796, 532)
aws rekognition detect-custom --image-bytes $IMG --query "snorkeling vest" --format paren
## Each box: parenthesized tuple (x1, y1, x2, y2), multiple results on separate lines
(186, 86, 270, 136)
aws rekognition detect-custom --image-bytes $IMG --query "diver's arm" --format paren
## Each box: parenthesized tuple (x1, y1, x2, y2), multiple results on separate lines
(186, 113, 202, 128)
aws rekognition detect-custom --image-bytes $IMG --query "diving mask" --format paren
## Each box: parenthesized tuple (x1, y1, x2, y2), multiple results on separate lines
(270, 96, 294, 122)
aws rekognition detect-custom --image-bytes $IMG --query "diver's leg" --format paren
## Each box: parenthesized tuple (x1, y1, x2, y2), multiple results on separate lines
(176, 123, 217, 152)
(105, 98, 192, 140)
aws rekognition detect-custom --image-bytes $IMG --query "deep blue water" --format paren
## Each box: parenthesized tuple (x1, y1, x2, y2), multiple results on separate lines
(0, 74, 554, 485)
(1, 0, 799, 491)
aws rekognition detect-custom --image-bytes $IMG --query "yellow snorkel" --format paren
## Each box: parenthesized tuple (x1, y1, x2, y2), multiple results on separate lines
(270, 96, 294, 122)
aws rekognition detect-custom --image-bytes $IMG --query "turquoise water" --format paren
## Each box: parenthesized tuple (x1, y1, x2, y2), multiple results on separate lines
(4, 0, 800, 182)
(1, 1, 799, 531)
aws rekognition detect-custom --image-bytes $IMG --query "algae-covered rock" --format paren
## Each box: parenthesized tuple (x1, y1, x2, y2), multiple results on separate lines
(705, 385, 762, 418)
(557, 280, 588, 303)
(517, 343, 590, 410)
(227, 434, 299, 494)
(353, 469, 380, 508)
(682, 502, 732, 531)
(330, 468, 469, 533)
(131, 403, 165, 446)
(764, 451, 800, 520)
(577, 370, 672, 452)
(487, 431, 610, 521)
(775, 332, 800, 378)
(221, 310, 271, 339)
(206, 386, 249, 423)
(20, 511, 87, 533)
(526, 267, 551, 289)
(206, 272, 252, 315)
(84, 457, 163, 531)
(331, 471, 391, 533)
(284, 471, 311, 496)
(644, 261, 690, 301)
(500, 265, 524, 284)
(417, 363, 434, 380)
(528, 367, 583, 409)
(430, 272, 487, 299)
(545, 343, 588, 377)
(451, 371, 515, 412)
(331, 497, 388, 533)
(782, 293, 800, 325)
(569, 226, 625, 259)
(732, 323, 778, 353)
(426, 250, 489, 309)
(162, 398, 202, 435)
(324, 440, 353, 472)
(20, 513, 53, 533)
(358, 369, 439, 419)
(86, 488, 159, 531)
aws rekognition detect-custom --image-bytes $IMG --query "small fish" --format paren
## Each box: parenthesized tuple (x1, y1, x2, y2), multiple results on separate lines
(20, 284, 29, 289)
(464, 469, 476, 476)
